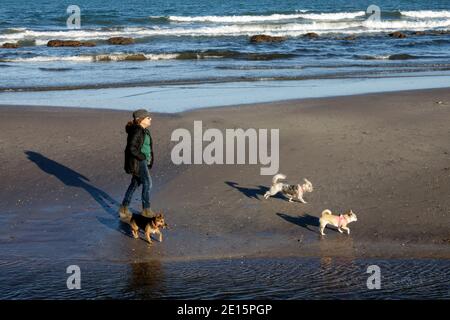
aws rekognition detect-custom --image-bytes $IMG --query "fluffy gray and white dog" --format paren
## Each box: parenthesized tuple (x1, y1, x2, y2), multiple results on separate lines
(263, 173, 313, 203)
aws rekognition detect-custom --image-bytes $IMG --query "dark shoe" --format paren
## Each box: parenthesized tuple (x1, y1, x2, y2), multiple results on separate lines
(118, 205, 132, 221)
(142, 208, 156, 217)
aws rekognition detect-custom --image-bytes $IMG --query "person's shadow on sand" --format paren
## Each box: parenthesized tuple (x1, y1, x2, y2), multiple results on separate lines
(25, 151, 142, 239)
(25, 151, 119, 217)
(277, 212, 322, 234)
(225, 181, 285, 201)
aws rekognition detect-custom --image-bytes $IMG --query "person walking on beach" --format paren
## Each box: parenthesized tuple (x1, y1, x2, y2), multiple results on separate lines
(119, 109, 155, 217)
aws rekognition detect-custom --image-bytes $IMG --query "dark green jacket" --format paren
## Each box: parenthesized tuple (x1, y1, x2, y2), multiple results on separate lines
(124, 123, 153, 175)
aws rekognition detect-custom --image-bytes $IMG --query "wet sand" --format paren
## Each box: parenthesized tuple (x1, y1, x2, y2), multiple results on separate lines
(1, 88, 450, 265)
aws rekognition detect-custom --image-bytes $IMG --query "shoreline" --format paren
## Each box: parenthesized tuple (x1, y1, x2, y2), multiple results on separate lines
(1, 87, 450, 263)
(1, 73, 450, 112)
(2, 85, 450, 114)
(2, 72, 450, 93)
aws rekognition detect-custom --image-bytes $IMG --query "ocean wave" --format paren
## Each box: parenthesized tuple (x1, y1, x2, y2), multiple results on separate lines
(1, 15, 450, 45)
(4, 69, 450, 93)
(1, 53, 178, 63)
(162, 14, 307, 23)
(38, 67, 73, 71)
(1, 56, 94, 62)
(401, 10, 450, 19)
(356, 54, 418, 60)
(298, 11, 366, 20)
(162, 11, 366, 23)
(94, 53, 179, 61)
(1, 51, 296, 63)
(2, 28, 27, 34)
(361, 19, 450, 31)
(176, 50, 295, 60)
(357, 55, 391, 60)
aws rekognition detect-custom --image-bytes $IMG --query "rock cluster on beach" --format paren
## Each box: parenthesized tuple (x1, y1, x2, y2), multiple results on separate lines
(47, 40, 96, 47)
(39, 37, 137, 48)
(303, 32, 319, 39)
(107, 37, 135, 45)
(247, 30, 449, 44)
(249, 34, 287, 43)
(44, 37, 135, 48)
(389, 31, 408, 38)
(2, 30, 448, 51)
(1, 42, 19, 48)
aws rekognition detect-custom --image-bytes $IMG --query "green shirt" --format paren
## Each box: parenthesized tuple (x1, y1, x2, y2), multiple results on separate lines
(140, 131, 152, 164)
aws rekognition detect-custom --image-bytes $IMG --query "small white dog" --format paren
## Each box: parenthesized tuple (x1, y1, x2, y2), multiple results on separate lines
(264, 173, 313, 203)
(319, 209, 358, 235)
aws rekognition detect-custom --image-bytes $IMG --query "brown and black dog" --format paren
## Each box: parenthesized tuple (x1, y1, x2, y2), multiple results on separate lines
(119, 209, 168, 244)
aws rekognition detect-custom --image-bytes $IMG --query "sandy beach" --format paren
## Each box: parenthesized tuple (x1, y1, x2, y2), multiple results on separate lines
(1, 87, 449, 267)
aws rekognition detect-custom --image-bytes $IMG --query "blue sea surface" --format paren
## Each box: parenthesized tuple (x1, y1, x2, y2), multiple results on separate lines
(0, 0, 450, 109)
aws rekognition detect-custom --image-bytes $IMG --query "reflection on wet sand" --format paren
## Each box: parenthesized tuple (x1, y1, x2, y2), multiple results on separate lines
(126, 260, 166, 299)
(319, 235, 356, 262)
(317, 236, 364, 297)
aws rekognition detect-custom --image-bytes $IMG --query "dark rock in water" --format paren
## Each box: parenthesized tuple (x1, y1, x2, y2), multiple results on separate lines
(95, 55, 112, 62)
(389, 31, 407, 38)
(123, 54, 147, 61)
(389, 54, 417, 60)
(430, 30, 450, 35)
(81, 41, 96, 47)
(338, 35, 357, 41)
(249, 35, 287, 43)
(17, 39, 36, 47)
(47, 40, 96, 47)
(411, 30, 450, 36)
(47, 40, 78, 47)
(94, 54, 148, 62)
(107, 37, 135, 45)
(303, 32, 319, 39)
(1, 42, 19, 48)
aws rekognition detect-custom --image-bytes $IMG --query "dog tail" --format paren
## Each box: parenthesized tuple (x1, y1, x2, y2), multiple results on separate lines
(119, 206, 132, 224)
(272, 173, 287, 184)
(321, 209, 332, 217)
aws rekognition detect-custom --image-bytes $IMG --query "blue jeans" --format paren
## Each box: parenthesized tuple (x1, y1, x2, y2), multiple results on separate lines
(122, 160, 152, 209)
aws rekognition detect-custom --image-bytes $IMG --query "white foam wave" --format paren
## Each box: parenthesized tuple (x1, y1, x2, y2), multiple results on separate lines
(3, 53, 181, 63)
(165, 11, 366, 23)
(93, 53, 180, 61)
(166, 14, 306, 23)
(299, 11, 366, 20)
(401, 10, 450, 19)
(362, 19, 450, 30)
(361, 55, 391, 60)
(4, 56, 94, 62)
(1, 17, 450, 45)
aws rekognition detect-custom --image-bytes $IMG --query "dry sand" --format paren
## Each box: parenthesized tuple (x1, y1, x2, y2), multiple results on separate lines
(1, 88, 449, 263)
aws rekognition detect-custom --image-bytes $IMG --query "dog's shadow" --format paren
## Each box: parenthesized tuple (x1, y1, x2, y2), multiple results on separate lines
(225, 181, 286, 201)
(277, 212, 340, 235)
(97, 216, 130, 236)
(96, 207, 142, 240)
(277, 212, 321, 234)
